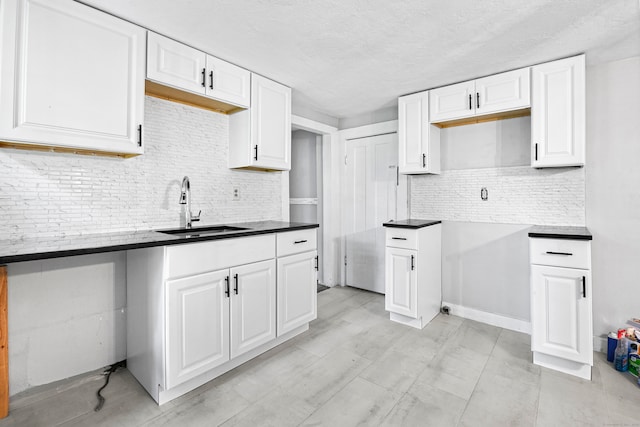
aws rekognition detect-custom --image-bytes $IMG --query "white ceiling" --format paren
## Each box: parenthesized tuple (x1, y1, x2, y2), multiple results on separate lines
(81, 0, 640, 121)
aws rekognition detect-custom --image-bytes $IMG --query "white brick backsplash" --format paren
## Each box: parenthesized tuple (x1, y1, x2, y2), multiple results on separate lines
(0, 96, 283, 240)
(410, 166, 585, 226)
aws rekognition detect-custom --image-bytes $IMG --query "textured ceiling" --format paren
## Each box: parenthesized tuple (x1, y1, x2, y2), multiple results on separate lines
(80, 0, 640, 121)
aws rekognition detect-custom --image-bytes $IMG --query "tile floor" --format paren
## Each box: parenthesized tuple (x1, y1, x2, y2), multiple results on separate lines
(1, 286, 639, 426)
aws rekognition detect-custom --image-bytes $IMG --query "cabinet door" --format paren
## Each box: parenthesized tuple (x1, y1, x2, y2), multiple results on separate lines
(0, 0, 145, 155)
(251, 74, 291, 170)
(166, 270, 230, 390)
(277, 251, 318, 336)
(531, 55, 585, 168)
(531, 265, 592, 364)
(147, 32, 207, 96)
(385, 247, 418, 318)
(429, 80, 475, 122)
(230, 259, 276, 359)
(475, 68, 530, 115)
(399, 92, 427, 174)
(206, 55, 250, 108)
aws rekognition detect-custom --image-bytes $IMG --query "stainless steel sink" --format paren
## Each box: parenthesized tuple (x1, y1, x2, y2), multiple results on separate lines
(157, 225, 249, 238)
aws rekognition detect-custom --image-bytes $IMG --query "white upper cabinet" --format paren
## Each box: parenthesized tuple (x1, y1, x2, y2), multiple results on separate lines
(429, 80, 476, 122)
(531, 55, 585, 168)
(0, 0, 145, 156)
(429, 67, 530, 123)
(229, 74, 291, 171)
(147, 32, 250, 108)
(398, 91, 440, 174)
(475, 68, 530, 115)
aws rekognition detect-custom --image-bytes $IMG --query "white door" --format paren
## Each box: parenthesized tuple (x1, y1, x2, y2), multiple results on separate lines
(165, 270, 230, 390)
(398, 91, 427, 174)
(206, 55, 250, 107)
(531, 55, 585, 167)
(277, 251, 318, 336)
(429, 80, 476, 122)
(251, 74, 291, 170)
(345, 133, 404, 294)
(385, 247, 417, 318)
(0, 0, 145, 154)
(531, 265, 592, 364)
(230, 259, 276, 358)
(475, 68, 530, 115)
(147, 32, 207, 96)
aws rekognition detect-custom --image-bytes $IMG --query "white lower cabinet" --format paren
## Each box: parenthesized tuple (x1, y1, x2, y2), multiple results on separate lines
(530, 236, 592, 380)
(230, 260, 276, 358)
(277, 250, 318, 335)
(166, 270, 229, 390)
(385, 247, 417, 318)
(384, 223, 441, 329)
(127, 230, 316, 405)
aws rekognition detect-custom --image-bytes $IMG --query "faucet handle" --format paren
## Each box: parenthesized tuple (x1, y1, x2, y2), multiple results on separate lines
(192, 210, 201, 222)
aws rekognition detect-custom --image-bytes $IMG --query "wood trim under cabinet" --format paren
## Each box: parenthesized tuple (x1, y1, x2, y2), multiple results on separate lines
(145, 80, 245, 114)
(432, 108, 530, 129)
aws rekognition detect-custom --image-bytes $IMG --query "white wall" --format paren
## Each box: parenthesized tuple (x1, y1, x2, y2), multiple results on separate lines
(586, 56, 640, 348)
(411, 116, 585, 326)
(3, 97, 284, 395)
(0, 96, 282, 240)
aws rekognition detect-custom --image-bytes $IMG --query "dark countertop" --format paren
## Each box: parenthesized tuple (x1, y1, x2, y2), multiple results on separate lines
(528, 225, 592, 241)
(0, 221, 319, 264)
(382, 219, 442, 229)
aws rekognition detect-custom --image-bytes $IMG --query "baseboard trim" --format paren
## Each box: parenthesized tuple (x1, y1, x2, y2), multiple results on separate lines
(442, 301, 531, 335)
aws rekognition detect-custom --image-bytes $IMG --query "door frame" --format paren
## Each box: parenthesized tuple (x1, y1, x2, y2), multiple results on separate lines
(285, 115, 339, 286)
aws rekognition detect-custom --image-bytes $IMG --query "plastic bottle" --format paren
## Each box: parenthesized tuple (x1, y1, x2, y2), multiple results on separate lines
(615, 337, 628, 372)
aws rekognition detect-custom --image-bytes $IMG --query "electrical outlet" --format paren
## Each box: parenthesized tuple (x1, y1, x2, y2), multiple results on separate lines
(233, 188, 240, 200)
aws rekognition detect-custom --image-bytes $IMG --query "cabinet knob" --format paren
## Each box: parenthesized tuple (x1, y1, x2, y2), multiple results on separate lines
(582, 276, 586, 298)
(410, 255, 415, 270)
(201, 68, 206, 87)
(234, 274, 239, 295)
(422, 153, 426, 168)
(209, 70, 214, 89)
(476, 92, 480, 109)
(468, 94, 472, 110)
(225, 276, 230, 298)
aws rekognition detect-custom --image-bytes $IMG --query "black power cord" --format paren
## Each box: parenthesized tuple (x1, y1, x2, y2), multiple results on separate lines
(94, 360, 126, 412)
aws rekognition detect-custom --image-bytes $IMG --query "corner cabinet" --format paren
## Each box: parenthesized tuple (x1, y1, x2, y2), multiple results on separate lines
(384, 222, 442, 329)
(531, 55, 585, 168)
(398, 91, 441, 174)
(146, 32, 250, 109)
(0, 0, 146, 156)
(127, 229, 315, 405)
(529, 233, 593, 380)
(229, 74, 291, 171)
(429, 67, 530, 123)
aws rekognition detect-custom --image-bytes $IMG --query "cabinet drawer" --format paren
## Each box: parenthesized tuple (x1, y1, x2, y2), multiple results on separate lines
(277, 229, 317, 257)
(530, 238, 590, 269)
(385, 228, 418, 250)
(167, 234, 276, 279)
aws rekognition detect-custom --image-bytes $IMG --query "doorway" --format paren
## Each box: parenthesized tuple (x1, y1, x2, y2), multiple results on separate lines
(344, 132, 406, 294)
(289, 130, 324, 285)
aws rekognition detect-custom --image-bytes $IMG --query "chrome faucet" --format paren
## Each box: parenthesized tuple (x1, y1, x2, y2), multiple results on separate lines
(179, 176, 201, 229)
